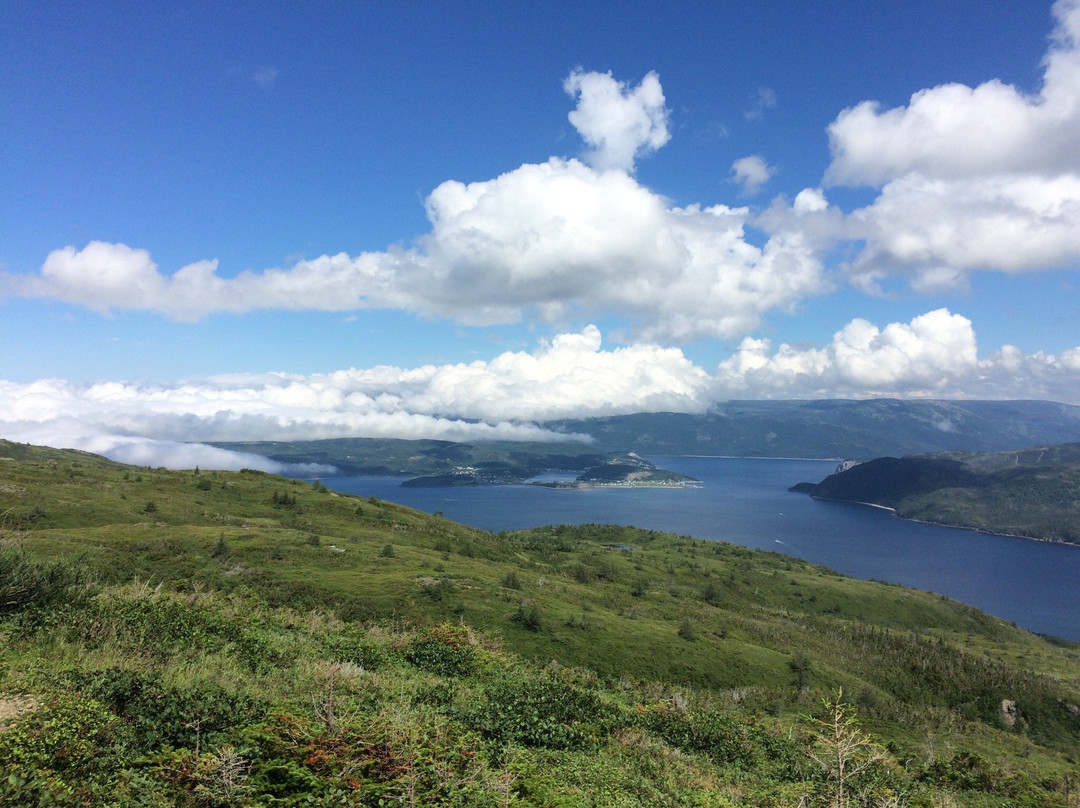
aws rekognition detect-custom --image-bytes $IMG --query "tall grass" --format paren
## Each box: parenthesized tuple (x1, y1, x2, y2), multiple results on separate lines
(0, 541, 96, 615)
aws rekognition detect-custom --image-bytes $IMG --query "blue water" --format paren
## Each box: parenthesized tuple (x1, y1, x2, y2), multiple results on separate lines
(323, 456, 1080, 641)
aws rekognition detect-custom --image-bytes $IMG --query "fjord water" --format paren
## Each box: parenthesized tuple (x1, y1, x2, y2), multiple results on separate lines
(324, 456, 1080, 641)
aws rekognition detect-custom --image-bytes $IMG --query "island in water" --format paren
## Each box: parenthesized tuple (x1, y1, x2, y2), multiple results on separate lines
(402, 452, 699, 488)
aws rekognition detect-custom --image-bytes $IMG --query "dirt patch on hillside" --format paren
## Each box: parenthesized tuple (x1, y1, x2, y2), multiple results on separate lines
(0, 695, 39, 730)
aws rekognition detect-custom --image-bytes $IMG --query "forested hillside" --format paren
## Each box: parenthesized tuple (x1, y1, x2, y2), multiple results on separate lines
(791, 443, 1080, 544)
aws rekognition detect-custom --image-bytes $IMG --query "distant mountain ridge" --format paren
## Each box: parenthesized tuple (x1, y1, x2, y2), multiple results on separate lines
(790, 443, 1080, 544)
(553, 399, 1080, 457)
(213, 399, 1080, 476)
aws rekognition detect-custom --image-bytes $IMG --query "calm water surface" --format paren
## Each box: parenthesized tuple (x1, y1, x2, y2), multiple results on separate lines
(324, 456, 1080, 641)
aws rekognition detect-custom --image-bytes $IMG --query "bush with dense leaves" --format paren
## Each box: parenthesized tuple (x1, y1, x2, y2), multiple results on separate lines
(405, 624, 478, 676)
(54, 668, 264, 754)
(0, 691, 126, 805)
(463, 667, 621, 754)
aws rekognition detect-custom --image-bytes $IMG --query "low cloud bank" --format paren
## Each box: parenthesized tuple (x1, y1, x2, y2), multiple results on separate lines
(0, 422, 336, 475)
(4, 315, 1080, 469)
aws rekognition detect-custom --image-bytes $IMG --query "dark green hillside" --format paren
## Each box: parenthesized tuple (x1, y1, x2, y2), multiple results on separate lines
(792, 443, 1080, 543)
(211, 436, 614, 477)
(3, 440, 1080, 806)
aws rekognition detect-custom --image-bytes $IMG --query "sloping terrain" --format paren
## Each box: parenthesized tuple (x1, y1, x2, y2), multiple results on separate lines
(2, 440, 1079, 806)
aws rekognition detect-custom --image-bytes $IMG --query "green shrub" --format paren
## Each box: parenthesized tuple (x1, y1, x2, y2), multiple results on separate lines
(641, 705, 802, 773)
(74, 596, 282, 671)
(501, 570, 522, 590)
(700, 581, 724, 606)
(677, 616, 696, 641)
(570, 563, 594, 584)
(57, 668, 264, 754)
(595, 560, 619, 581)
(404, 624, 477, 676)
(318, 629, 393, 670)
(512, 601, 542, 632)
(464, 668, 620, 753)
(271, 490, 298, 509)
(0, 691, 126, 804)
(421, 577, 454, 601)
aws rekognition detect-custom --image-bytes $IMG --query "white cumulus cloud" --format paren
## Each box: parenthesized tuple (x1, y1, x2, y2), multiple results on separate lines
(846, 173, 1080, 291)
(826, 0, 1080, 185)
(717, 308, 980, 396)
(0, 67, 826, 342)
(563, 69, 670, 173)
(714, 309, 1080, 401)
(419, 158, 826, 339)
(2, 158, 829, 341)
(827, 0, 1080, 290)
(731, 155, 775, 194)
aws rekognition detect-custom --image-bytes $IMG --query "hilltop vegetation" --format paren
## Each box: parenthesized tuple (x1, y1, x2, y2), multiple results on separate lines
(2, 440, 1080, 806)
(791, 443, 1080, 544)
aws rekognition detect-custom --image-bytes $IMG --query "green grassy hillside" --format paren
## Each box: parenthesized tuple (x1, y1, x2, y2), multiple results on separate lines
(2, 441, 1080, 806)
(791, 443, 1080, 543)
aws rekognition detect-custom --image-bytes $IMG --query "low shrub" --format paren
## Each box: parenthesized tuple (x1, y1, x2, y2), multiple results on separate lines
(0, 691, 126, 804)
(464, 668, 621, 753)
(405, 624, 478, 677)
(56, 668, 264, 754)
(511, 601, 542, 632)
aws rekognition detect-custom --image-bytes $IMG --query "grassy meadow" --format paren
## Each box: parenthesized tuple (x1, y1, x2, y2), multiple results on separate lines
(2, 440, 1079, 806)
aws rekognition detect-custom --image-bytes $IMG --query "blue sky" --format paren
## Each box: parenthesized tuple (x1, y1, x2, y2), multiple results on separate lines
(2, 1, 1080, 468)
